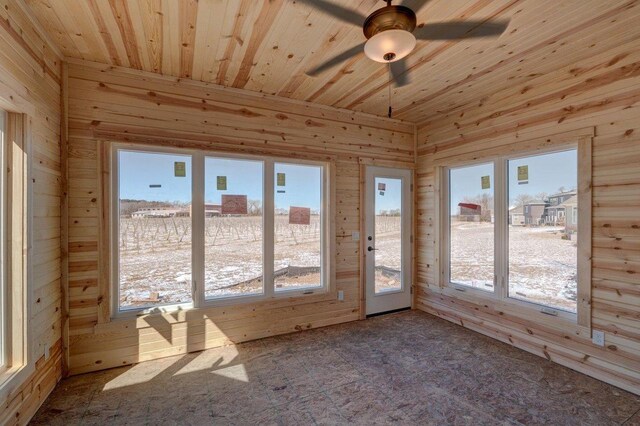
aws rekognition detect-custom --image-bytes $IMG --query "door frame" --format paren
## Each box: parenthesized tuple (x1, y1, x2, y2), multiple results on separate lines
(359, 162, 414, 318)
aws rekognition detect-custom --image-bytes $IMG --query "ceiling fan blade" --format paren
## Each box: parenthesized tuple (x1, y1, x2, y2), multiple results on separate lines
(390, 59, 411, 87)
(298, 0, 366, 27)
(415, 20, 509, 40)
(400, 0, 431, 13)
(306, 43, 365, 76)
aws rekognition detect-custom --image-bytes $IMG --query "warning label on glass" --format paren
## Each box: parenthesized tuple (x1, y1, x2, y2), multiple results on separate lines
(481, 175, 490, 189)
(289, 206, 311, 225)
(221, 194, 247, 215)
(174, 162, 186, 177)
(518, 165, 529, 183)
(217, 176, 227, 190)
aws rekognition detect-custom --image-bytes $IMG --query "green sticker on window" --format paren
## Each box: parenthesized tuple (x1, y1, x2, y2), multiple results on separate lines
(217, 176, 227, 191)
(518, 165, 529, 182)
(277, 172, 286, 186)
(481, 175, 490, 189)
(174, 162, 186, 177)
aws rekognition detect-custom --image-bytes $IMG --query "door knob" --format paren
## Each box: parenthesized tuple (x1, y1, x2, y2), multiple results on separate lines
(367, 246, 378, 252)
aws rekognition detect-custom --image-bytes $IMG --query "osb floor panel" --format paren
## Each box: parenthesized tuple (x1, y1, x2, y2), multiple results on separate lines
(31, 311, 640, 425)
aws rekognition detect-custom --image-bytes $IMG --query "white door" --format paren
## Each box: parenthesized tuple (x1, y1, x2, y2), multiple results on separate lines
(364, 166, 412, 315)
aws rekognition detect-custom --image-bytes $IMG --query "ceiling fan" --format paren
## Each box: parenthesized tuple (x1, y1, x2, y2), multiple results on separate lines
(301, 0, 510, 88)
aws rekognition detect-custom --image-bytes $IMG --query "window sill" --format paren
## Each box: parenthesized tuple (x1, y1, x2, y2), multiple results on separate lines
(96, 288, 336, 334)
(437, 285, 590, 338)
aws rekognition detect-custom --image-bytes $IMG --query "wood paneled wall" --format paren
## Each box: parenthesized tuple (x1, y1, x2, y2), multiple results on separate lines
(415, 33, 640, 395)
(0, 0, 62, 424)
(65, 59, 415, 375)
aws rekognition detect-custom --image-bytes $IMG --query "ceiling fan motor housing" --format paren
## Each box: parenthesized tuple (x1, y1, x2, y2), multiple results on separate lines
(363, 5, 417, 39)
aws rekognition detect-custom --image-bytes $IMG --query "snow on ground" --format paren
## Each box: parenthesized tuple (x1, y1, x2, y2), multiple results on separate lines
(118, 215, 576, 313)
(118, 216, 323, 308)
(451, 221, 577, 312)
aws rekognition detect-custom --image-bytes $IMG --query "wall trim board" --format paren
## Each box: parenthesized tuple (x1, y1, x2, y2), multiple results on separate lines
(65, 58, 415, 134)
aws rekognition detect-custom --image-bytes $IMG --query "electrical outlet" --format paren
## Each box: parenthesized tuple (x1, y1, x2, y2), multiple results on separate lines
(592, 330, 605, 347)
(44, 344, 50, 360)
(351, 231, 360, 241)
(338, 290, 344, 301)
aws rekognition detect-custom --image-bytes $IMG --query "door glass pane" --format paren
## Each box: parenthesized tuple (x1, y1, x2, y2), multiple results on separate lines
(117, 150, 192, 310)
(205, 157, 263, 299)
(508, 150, 578, 313)
(274, 163, 322, 292)
(374, 177, 403, 294)
(449, 163, 494, 291)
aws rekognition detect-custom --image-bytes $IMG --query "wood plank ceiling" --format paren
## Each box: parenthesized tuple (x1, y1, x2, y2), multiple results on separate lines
(25, 0, 639, 122)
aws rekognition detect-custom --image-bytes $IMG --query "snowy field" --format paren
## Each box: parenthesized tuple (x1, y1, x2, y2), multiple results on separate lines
(374, 216, 403, 292)
(118, 215, 575, 312)
(118, 216, 322, 308)
(451, 221, 577, 312)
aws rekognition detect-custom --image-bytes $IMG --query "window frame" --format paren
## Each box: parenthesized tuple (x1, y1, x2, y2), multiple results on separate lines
(442, 161, 496, 293)
(438, 140, 592, 331)
(110, 144, 332, 318)
(0, 110, 34, 396)
(0, 109, 5, 369)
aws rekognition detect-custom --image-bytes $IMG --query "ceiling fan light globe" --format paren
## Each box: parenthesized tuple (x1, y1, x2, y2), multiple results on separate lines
(364, 29, 416, 63)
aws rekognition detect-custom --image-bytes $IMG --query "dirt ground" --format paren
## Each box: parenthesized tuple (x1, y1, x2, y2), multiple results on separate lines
(451, 221, 577, 312)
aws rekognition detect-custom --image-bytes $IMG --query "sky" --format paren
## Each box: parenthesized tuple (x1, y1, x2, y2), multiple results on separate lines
(450, 149, 578, 213)
(118, 150, 322, 210)
(375, 177, 402, 214)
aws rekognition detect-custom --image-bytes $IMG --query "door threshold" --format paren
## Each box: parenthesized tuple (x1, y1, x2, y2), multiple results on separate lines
(366, 306, 411, 318)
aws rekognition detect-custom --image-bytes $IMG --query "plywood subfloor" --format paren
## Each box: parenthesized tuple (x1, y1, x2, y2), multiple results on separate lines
(32, 311, 640, 425)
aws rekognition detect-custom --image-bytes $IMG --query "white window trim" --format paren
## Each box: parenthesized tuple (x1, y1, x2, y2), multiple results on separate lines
(438, 142, 591, 333)
(110, 144, 332, 318)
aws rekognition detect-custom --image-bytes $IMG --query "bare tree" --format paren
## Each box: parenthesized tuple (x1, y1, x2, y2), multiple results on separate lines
(513, 193, 534, 207)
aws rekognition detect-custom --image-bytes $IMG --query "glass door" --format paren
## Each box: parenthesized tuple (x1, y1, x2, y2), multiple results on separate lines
(364, 166, 412, 315)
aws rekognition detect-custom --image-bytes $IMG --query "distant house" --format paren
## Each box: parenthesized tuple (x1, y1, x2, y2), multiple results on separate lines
(559, 195, 578, 233)
(204, 203, 222, 217)
(523, 201, 547, 225)
(544, 190, 576, 225)
(458, 203, 481, 222)
(509, 205, 525, 226)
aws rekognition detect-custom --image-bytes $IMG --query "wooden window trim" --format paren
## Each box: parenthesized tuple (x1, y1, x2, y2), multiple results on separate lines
(0, 111, 34, 400)
(97, 142, 337, 324)
(434, 128, 593, 337)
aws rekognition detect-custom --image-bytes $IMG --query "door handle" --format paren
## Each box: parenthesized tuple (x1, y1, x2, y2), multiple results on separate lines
(367, 246, 378, 252)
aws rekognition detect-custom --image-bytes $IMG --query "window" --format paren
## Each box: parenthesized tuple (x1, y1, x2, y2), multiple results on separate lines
(442, 145, 588, 320)
(0, 111, 31, 388)
(448, 163, 494, 291)
(113, 146, 330, 315)
(0, 109, 5, 368)
(115, 150, 193, 311)
(507, 150, 578, 313)
(274, 163, 323, 292)
(205, 157, 263, 299)
(374, 177, 403, 294)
